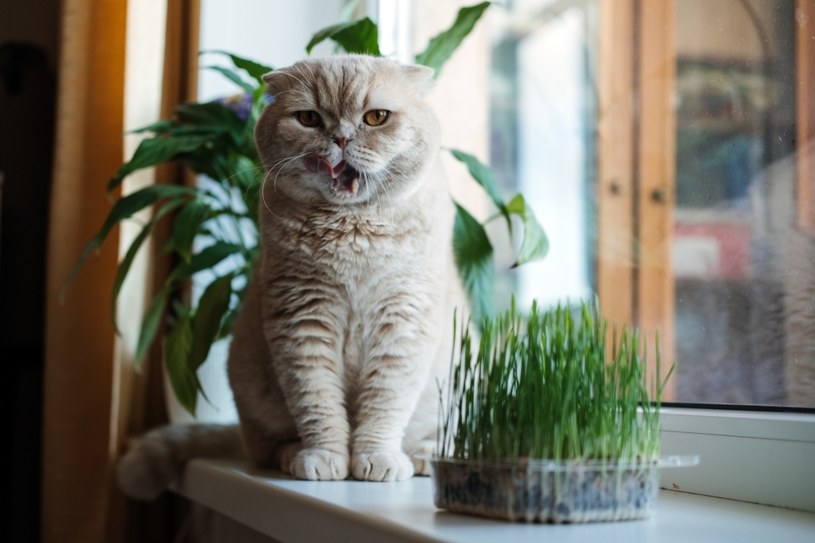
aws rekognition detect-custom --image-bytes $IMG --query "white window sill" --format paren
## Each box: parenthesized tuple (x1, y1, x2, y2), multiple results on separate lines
(173, 458, 815, 543)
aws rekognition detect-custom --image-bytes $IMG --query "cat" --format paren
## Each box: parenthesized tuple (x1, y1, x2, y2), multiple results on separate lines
(117, 55, 469, 500)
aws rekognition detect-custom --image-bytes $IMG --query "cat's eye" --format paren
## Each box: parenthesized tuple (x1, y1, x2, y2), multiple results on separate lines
(296, 110, 322, 127)
(363, 110, 390, 126)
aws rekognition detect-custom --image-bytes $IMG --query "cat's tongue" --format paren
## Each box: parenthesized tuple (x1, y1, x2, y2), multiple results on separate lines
(304, 155, 346, 178)
(304, 155, 360, 195)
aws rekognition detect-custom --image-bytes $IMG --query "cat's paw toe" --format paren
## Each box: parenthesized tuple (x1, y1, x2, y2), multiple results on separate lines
(405, 440, 435, 476)
(289, 448, 349, 480)
(352, 450, 414, 482)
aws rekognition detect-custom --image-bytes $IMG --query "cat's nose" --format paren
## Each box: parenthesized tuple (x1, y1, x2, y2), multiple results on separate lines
(334, 136, 349, 149)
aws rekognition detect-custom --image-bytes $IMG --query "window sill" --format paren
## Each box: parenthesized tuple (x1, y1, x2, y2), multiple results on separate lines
(173, 458, 815, 543)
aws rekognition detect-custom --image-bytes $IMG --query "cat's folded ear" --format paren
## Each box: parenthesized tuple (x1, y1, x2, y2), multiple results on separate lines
(261, 70, 290, 97)
(401, 64, 435, 96)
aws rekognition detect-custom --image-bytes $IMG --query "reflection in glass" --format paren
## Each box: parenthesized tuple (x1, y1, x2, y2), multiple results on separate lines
(489, 0, 813, 408)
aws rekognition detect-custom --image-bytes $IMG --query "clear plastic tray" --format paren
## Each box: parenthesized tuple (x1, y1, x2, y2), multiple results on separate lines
(430, 455, 699, 523)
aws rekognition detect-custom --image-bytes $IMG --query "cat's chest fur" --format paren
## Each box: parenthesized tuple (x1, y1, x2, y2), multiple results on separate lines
(267, 203, 433, 283)
(260, 197, 447, 392)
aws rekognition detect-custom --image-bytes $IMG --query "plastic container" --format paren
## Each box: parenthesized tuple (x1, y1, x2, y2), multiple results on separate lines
(430, 455, 699, 523)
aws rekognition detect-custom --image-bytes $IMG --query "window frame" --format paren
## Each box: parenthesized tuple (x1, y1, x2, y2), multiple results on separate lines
(660, 408, 815, 511)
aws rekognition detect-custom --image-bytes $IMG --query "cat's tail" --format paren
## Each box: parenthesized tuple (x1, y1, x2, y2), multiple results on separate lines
(117, 423, 243, 500)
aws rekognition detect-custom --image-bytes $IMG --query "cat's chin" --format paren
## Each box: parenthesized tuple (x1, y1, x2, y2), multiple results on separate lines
(326, 180, 368, 204)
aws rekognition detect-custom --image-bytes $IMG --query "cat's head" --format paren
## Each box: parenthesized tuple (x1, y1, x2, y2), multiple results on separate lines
(255, 55, 439, 206)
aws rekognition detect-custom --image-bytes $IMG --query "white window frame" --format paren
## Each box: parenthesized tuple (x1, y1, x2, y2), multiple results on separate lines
(660, 408, 815, 511)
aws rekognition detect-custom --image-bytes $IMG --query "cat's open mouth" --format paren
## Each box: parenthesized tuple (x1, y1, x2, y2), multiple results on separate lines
(303, 155, 361, 196)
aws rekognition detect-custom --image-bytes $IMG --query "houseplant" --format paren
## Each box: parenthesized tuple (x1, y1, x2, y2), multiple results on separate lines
(433, 300, 696, 523)
(67, 2, 549, 415)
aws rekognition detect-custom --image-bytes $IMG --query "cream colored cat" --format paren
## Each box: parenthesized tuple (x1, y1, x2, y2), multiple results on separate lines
(118, 55, 468, 499)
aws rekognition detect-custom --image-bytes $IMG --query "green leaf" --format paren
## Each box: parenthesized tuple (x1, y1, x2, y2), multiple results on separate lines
(453, 202, 494, 321)
(204, 65, 255, 93)
(164, 311, 199, 415)
(108, 135, 209, 190)
(135, 285, 170, 364)
(306, 18, 381, 56)
(205, 50, 273, 83)
(414, 2, 490, 76)
(166, 199, 213, 262)
(168, 241, 243, 283)
(111, 197, 190, 332)
(506, 194, 549, 267)
(174, 101, 243, 133)
(129, 119, 174, 134)
(190, 274, 234, 371)
(63, 185, 197, 299)
(217, 307, 239, 342)
(449, 148, 510, 228)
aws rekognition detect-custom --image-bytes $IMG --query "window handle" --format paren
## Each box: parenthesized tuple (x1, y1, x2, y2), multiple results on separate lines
(651, 187, 667, 204)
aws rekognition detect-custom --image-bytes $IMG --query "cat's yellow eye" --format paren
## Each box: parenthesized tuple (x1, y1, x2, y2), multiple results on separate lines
(296, 110, 322, 127)
(363, 109, 390, 126)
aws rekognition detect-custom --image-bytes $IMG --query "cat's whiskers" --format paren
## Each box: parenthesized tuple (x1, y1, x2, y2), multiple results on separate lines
(366, 167, 397, 226)
(293, 63, 317, 90)
(270, 154, 307, 194)
(261, 153, 308, 217)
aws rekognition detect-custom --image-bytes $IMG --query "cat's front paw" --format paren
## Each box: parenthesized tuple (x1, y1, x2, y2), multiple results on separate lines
(289, 448, 349, 480)
(352, 450, 414, 482)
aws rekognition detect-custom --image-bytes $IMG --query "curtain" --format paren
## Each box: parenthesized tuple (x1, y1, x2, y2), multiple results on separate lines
(42, 1, 198, 541)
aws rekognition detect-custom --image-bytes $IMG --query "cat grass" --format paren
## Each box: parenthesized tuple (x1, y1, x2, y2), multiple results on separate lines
(437, 298, 669, 464)
(433, 300, 672, 522)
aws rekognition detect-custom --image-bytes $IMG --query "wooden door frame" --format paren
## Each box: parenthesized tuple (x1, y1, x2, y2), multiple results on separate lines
(597, 0, 676, 398)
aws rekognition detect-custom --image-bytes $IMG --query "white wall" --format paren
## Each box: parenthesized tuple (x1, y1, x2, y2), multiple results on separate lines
(198, 0, 348, 101)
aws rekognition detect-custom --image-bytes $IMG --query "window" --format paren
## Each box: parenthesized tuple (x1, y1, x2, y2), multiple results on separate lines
(405, 0, 814, 510)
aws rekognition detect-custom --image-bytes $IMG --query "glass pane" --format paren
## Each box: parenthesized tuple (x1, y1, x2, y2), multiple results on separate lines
(490, 0, 599, 309)
(673, 0, 811, 408)
(490, 0, 813, 409)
